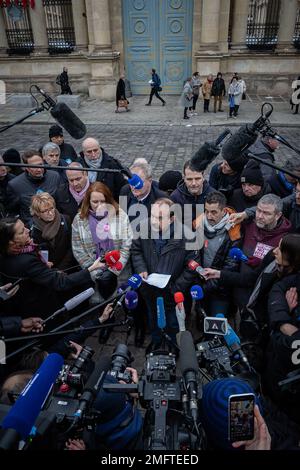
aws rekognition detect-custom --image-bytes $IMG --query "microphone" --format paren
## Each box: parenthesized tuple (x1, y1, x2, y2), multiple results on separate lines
(33, 85, 86, 139)
(63, 287, 95, 311)
(0, 353, 63, 447)
(72, 356, 111, 424)
(190, 129, 232, 173)
(174, 292, 186, 332)
(102, 250, 120, 266)
(157, 297, 166, 329)
(229, 247, 248, 262)
(190, 285, 204, 301)
(179, 331, 200, 421)
(124, 291, 138, 310)
(188, 260, 207, 281)
(216, 314, 251, 370)
(110, 274, 142, 310)
(127, 174, 144, 190)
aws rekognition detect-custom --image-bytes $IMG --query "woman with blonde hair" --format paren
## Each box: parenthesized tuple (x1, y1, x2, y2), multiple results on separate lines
(72, 181, 132, 303)
(30, 192, 74, 270)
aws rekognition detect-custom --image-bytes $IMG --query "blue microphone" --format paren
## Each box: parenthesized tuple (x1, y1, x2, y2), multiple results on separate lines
(124, 291, 138, 310)
(190, 285, 204, 300)
(1, 353, 63, 442)
(229, 247, 248, 262)
(157, 297, 166, 329)
(216, 314, 251, 370)
(128, 174, 144, 190)
(127, 274, 142, 290)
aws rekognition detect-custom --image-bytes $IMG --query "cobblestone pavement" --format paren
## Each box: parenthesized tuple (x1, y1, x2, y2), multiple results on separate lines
(0, 123, 299, 180)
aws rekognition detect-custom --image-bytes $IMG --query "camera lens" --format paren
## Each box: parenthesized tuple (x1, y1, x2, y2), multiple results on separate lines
(70, 345, 94, 374)
(111, 344, 133, 373)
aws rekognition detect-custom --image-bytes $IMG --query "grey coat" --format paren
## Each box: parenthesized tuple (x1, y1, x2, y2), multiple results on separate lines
(181, 81, 193, 107)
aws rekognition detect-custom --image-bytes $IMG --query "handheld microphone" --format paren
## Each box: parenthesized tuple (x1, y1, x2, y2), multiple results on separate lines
(188, 260, 207, 281)
(174, 292, 186, 332)
(102, 250, 121, 266)
(0, 354, 63, 446)
(179, 331, 200, 421)
(190, 285, 204, 301)
(110, 274, 142, 310)
(64, 287, 95, 311)
(216, 314, 251, 370)
(229, 247, 248, 262)
(73, 356, 111, 424)
(124, 291, 138, 310)
(157, 297, 166, 329)
(128, 174, 144, 190)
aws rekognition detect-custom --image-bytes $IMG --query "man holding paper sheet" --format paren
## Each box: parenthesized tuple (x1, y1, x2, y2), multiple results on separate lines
(131, 198, 200, 352)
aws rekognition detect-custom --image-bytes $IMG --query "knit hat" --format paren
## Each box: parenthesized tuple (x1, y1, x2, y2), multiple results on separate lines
(159, 170, 182, 193)
(241, 162, 264, 186)
(49, 124, 63, 138)
(2, 148, 21, 164)
(201, 378, 257, 449)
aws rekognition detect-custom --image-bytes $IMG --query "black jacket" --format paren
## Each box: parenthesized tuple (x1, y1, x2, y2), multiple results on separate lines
(246, 140, 276, 181)
(209, 163, 242, 199)
(227, 184, 271, 213)
(6, 170, 61, 226)
(171, 180, 213, 223)
(119, 183, 167, 222)
(54, 183, 80, 221)
(268, 273, 300, 331)
(211, 78, 226, 97)
(268, 173, 294, 198)
(283, 194, 300, 233)
(0, 173, 15, 218)
(78, 148, 127, 200)
(116, 78, 127, 106)
(59, 142, 78, 162)
(0, 315, 22, 337)
(0, 252, 93, 318)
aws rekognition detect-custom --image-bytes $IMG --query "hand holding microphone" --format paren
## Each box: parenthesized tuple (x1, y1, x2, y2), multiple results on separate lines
(174, 292, 186, 332)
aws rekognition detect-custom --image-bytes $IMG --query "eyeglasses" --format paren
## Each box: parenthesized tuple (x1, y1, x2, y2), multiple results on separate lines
(39, 206, 55, 214)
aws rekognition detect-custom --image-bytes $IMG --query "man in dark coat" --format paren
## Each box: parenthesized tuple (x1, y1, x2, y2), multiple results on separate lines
(115, 75, 129, 113)
(246, 136, 279, 181)
(145, 68, 166, 106)
(59, 67, 72, 95)
(6, 151, 61, 226)
(48, 124, 78, 163)
(282, 180, 300, 233)
(79, 137, 127, 201)
(131, 198, 200, 351)
(209, 148, 246, 199)
(228, 162, 271, 213)
(211, 72, 226, 113)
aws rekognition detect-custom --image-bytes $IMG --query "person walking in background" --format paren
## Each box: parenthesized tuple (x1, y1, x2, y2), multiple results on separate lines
(115, 74, 129, 113)
(202, 74, 214, 112)
(59, 67, 72, 95)
(228, 76, 242, 118)
(211, 72, 226, 113)
(145, 68, 166, 106)
(191, 72, 201, 115)
(181, 77, 193, 120)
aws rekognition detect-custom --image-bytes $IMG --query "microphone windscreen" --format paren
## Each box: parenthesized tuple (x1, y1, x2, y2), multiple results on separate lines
(113, 261, 123, 271)
(179, 331, 198, 375)
(190, 285, 204, 300)
(128, 174, 144, 190)
(229, 247, 247, 261)
(222, 125, 257, 163)
(124, 291, 138, 310)
(127, 274, 142, 290)
(104, 250, 120, 265)
(188, 260, 199, 271)
(50, 102, 86, 140)
(174, 292, 184, 304)
(1, 353, 63, 439)
(157, 297, 166, 329)
(191, 142, 220, 173)
(83, 355, 111, 396)
(64, 287, 95, 311)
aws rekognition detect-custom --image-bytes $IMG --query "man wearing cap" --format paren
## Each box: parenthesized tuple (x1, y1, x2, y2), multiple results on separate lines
(228, 162, 271, 213)
(48, 124, 78, 163)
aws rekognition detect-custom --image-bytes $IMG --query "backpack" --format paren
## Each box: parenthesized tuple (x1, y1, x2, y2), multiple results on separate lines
(55, 74, 61, 85)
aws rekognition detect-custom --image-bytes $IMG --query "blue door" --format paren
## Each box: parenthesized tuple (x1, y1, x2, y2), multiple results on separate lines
(122, 0, 193, 94)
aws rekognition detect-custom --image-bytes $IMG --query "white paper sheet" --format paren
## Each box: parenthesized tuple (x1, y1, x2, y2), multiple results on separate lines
(144, 273, 171, 289)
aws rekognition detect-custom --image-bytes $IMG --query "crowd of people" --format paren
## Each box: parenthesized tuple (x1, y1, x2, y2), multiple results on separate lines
(0, 118, 300, 451)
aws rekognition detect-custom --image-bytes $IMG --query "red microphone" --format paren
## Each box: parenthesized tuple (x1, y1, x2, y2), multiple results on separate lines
(187, 260, 206, 281)
(112, 261, 123, 271)
(103, 250, 120, 267)
(174, 292, 184, 305)
(174, 292, 186, 332)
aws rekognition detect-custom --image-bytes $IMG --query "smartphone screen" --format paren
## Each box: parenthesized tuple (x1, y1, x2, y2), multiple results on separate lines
(40, 250, 49, 263)
(228, 393, 255, 442)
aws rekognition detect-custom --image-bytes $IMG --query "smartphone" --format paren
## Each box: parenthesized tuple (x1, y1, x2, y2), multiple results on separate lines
(40, 250, 49, 263)
(228, 393, 255, 442)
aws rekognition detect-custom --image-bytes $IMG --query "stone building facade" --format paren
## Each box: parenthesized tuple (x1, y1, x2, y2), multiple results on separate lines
(0, 0, 299, 99)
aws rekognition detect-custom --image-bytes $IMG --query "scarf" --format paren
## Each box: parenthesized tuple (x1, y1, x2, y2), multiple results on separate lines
(69, 178, 90, 205)
(204, 213, 229, 234)
(88, 210, 115, 259)
(32, 209, 62, 241)
(9, 240, 38, 255)
(84, 155, 102, 183)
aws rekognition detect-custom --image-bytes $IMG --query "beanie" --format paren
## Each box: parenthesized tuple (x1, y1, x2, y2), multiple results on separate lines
(201, 378, 258, 449)
(49, 124, 63, 138)
(159, 170, 182, 193)
(241, 162, 264, 186)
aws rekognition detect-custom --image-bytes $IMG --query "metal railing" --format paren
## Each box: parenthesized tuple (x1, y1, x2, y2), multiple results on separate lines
(246, 0, 281, 50)
(43, 0, 75, 54)
(294, 6, 300, 49)
(1, 2, 34, 55)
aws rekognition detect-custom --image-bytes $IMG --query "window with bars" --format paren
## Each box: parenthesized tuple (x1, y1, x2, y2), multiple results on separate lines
(43, 0, 75, 54)
(1, 1, 34, 55)
(246, 0, 281, 50)
(294, 4, 300, 49)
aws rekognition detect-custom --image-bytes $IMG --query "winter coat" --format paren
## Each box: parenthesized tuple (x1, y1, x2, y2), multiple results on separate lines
(58, 142, 78, 163)
(0, 251, 93, 318)
(268, 273, 300, 331)
(246, 139, 276, 181)
(282, 194, 300, 233)
(78, 148, 127, 201)
(116, 78, 128, 106)
(119, 183, 167, 223)
(181, 81, 193, 107)
(0, 173, 15, 218)
(31, 213, 75, 271)
(151, 73, 161, 90)
(268, 172, 294, 198)
(211, 78, 226, 97)
(228, 82, 242, 105)
(191, 76, 201, 96)
(54, 183, 81, 222)
(6, 170, 61, 226)
(227, 184, 272, 213)
(209, 163, 242, 197)
(0, 316, 22, 337)
(202, 79, 213, 100)
(171, 180, 214, 223)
